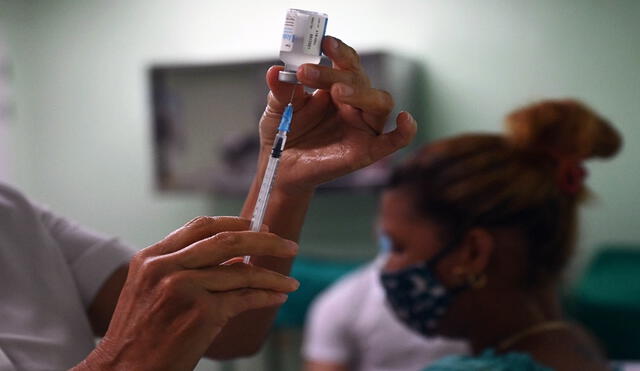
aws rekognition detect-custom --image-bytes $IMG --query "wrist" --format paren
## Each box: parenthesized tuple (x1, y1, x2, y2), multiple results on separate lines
(256, 147, 318, 197)
(75, 338, 164, 371)
(271, 185, 316, 205)
(71, 345, 117, 371)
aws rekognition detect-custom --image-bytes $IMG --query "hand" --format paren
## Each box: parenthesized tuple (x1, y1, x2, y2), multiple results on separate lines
(259, 36, 417, 194)
(76, 217, 299, 371)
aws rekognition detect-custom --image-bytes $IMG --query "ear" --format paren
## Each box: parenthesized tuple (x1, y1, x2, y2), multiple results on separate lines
(437, 228, 495, 288)
(458, 228, 495, 275)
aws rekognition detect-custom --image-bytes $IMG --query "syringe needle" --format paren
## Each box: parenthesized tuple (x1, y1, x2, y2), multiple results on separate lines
(289, 87, 296, 104)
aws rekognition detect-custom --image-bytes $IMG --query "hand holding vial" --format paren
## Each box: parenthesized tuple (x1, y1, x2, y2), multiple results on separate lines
(257, 34, 418, 196)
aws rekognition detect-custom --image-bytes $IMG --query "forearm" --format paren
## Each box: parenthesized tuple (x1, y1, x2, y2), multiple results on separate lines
(205, 151, 315, 359)
(240, 187, 313, 273)
(241, 150, 314, 240)
(204, 189, 313, 359)
(240, 149, 314, 272)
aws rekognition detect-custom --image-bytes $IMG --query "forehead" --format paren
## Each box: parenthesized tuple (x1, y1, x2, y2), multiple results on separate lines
(379, 189, 418, 223)
(379, 189, 441, 238)
(378, 189, 447, 268)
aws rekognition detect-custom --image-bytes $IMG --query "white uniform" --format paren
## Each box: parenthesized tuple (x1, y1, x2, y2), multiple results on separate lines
(0, 183, 135, 371)
(303, 257, 469, 371)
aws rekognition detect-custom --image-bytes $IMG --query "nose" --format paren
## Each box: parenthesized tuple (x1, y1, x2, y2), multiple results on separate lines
(383, 256, 407, 273)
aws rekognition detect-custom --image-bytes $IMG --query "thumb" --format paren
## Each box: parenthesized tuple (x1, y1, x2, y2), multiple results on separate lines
(266, 66, 307, 113)
(371, 111, 417, 159)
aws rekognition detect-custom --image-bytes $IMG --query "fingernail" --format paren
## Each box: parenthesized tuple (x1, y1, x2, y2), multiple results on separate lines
(304, 65, 320, 80)
(288, 240, 299, 253)
(276, 293, 289, 303)
(289, 278, 301, 290)
(402, 111, 417, 126)
(328, 37, 339, 50)
(408, 112, 417, 126)
(338, 84, 354, 97)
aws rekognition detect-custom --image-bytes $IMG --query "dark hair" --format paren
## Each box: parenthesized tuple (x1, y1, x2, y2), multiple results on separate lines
(387, 99, 622, 287)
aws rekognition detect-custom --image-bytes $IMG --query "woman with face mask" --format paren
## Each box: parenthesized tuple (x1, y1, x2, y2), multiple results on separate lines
(379, 99, 621, 371)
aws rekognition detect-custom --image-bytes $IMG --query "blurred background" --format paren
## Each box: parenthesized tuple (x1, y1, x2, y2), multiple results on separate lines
(0, 0, 639, 370)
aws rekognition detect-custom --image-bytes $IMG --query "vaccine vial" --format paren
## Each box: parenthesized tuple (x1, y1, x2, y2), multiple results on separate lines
(279, 9, 328, 84)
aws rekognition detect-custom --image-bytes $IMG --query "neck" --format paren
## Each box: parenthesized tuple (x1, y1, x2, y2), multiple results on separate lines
(461, 287, 561, 354)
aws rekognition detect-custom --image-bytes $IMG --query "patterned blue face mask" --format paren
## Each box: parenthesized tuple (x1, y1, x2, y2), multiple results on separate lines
(380, 237, 467, 337)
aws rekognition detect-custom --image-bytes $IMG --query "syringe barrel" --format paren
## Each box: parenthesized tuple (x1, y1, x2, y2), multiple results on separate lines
(246, 129, 289, 264)
(271, 131, 288, 158)
(250, 154, 281, 232)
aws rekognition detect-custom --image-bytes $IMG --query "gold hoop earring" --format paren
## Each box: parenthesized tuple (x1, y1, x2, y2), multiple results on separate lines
(467, 273, 487, 289)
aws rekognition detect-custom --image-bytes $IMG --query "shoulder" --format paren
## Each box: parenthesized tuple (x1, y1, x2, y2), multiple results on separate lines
(311, 263, 377, 311)
(522, 324, 610, 371)
(306, 263, 379, 337)
(0, 182, 34, 210)
(0, 182, 41, 226)
(303, 264, 377, 362)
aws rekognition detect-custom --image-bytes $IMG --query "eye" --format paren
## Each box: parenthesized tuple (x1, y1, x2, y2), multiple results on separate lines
(390, 241, 405, 254)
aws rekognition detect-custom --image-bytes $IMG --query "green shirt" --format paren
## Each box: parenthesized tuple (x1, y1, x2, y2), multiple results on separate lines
(424, 349, 554, 371)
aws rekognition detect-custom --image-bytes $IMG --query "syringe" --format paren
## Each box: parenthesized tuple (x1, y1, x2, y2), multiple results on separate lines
(243, 102, 294, 264)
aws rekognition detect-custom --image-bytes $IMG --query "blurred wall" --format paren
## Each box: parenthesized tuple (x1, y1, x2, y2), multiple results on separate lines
(1, 0, 638, 314)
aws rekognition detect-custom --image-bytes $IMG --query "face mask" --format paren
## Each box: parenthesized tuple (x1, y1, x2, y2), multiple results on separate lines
(379, 237, 467, 337)
(381, 262, 455, 336)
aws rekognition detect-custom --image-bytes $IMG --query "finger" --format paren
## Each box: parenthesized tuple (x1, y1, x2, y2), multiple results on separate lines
(331, 83, 394, 134)
(295, 63, 364, 90)
(284, 89, 334, 137)
(301, 88, 333, 119)
(321, 36, 362, 72)
(263, 87, 333, 140)
(266, 65, 307, 112)
(211, 288, 289, 320)
(187, 264, 299, 293)
(175, 231, 298, 268)
(370, 111, 418, 159)
(331, 84, 394, 116)
(147, 216, 263, 256)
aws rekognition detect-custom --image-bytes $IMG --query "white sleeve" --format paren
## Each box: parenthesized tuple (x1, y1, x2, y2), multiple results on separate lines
(0, 347, 16, 371)
(36, 204, 136, 308)
(302, 287, 354, 363)
(302, 267, 371, 364)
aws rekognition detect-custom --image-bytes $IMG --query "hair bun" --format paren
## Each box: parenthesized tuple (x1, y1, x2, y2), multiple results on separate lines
(505, 99, 622, 160)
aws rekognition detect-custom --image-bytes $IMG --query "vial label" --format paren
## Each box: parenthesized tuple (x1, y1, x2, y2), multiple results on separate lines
(280, 13, 295, 52)
(302, 15, 326, 56)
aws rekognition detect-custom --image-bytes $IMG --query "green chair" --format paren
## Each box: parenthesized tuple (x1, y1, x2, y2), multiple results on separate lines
(275, 256, 364, 328)
(565, 245, 640, 360)
(258, 257, 363, 371)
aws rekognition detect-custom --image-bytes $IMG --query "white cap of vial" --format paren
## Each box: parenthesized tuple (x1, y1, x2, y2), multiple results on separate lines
(278, 70, 300, 84)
